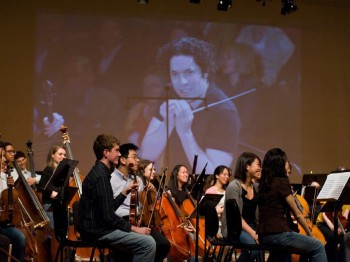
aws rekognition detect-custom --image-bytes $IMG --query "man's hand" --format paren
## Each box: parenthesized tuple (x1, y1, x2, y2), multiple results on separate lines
(131, 225, 151, 235)
(26, 177, 36, 186)
(43, 112, 64, 137)
(122, 180, 139, 195)
(172, 100, 193, 136)
(6, 176, 14, 187)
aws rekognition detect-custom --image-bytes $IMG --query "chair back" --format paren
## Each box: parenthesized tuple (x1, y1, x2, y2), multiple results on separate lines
(204, 200, 219, 238)
(225, 199, 242, 241)
(52, 198, 69, 243)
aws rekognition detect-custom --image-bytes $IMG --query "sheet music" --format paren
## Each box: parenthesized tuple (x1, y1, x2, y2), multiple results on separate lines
(317, 172, 350, 201)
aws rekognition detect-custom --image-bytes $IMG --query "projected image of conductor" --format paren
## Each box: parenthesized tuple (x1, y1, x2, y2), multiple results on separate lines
(141, 37, 241, 173)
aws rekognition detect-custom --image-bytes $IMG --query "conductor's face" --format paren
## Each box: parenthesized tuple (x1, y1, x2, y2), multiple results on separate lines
(170, 55, 208, 100)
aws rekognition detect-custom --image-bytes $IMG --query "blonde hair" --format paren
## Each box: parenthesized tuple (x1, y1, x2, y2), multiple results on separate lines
(46, 145, 66, 169)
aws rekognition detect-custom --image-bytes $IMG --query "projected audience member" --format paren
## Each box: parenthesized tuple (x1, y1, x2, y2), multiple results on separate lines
(141, 37, 241, 173)
(236, 25, 295, 88)
(123, 66, 166, 146)
(95, 18, 126, 91)
(35, 14, 65, 80)
(217, 43, 261, 97)
(15, 151, 41, 186)
(94, 18, 146, 118)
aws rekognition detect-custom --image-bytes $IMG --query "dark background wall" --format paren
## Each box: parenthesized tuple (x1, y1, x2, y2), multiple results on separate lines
(1, 0, 349, 182)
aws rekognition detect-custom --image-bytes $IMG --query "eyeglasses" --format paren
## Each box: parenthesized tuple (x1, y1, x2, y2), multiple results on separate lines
(5, 150, 16, 155)
(127, 155, 139, 161)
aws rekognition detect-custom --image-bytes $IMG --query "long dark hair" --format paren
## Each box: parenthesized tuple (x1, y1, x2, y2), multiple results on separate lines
(234, 152, 260, 183)
(167, 164, 187, 192)
(213, 165, 231, 189)
(259, 148, 288, 194)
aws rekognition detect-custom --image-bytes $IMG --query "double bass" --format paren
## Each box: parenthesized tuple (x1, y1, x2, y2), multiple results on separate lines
(13, 157, 51, 262)
(60, 125, 99, 261)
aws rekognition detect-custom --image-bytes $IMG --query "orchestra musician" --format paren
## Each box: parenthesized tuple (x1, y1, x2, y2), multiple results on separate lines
(36, 144, 67, 260)
(38, 144, 67, 229)
(76, 134, 156, 262)
(15, 150, 41, 187)
(222, 152, 261, 262)
(0, 141, 26, 261)
(111, 143, 170, 262)
(204, 165, 231, 236)
(316, 167, 350, 262)
(257, 148, 327, 262)
(3, 142, 19, 181)
(166, 164, 198, 261)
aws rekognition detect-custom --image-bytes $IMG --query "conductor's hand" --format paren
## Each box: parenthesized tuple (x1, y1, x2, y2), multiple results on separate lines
(43, 112, 64, 137)
(131, 226, 151, 235)
(173, 100, 193, 135)
(159, 101, 176, 132)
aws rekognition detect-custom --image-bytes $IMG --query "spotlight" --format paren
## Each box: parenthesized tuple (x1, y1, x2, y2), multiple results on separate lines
(217, 0, 232, 11)
(137, 0, 148, 4)
(281, 0, 298, 15)
(190, 0, 201, 3)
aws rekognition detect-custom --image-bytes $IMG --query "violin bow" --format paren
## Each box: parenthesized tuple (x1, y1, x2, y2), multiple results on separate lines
(147, 167, 167, 228)
(139, 162, 154, 226)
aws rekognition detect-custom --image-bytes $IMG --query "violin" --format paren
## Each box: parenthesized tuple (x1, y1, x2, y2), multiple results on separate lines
(138, 168, 164, 229)
(139, 189, 159, 228)
(129, 170, 139, 226)
(0, 167, 22, 226)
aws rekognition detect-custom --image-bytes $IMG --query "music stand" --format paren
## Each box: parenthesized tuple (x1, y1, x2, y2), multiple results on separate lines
(186, 194, 223, 219)
(44, 158, 79, 209)
(302, 173, 328, 187)
(318, 173, 350, 262)
(187, 163, 208, 262)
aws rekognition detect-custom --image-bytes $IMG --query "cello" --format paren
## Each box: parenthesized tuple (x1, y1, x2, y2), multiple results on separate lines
(291, 190, 326, 262)
(182, 159, 206, 259)
(159, 188, 196, 261)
